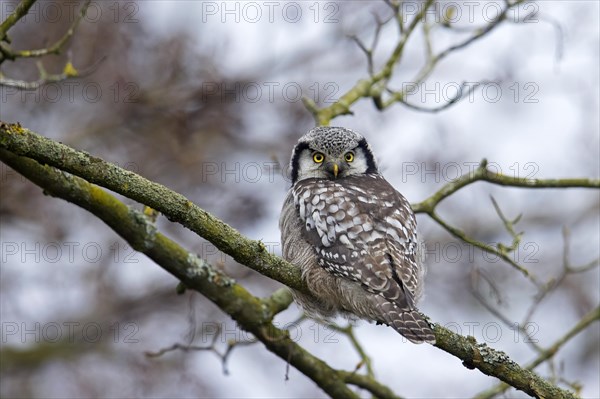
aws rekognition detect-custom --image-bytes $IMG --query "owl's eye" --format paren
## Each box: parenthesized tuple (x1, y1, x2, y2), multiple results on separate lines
(313, 152, 325, 163)
(344, 152, 354, 162)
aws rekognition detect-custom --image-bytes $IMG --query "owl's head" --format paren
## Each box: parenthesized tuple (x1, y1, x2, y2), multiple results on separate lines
(289, 127, 379, 184)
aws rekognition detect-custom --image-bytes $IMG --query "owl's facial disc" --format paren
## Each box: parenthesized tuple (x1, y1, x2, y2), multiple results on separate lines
(298, 150, 351, 181)
(290, 127, 379, 184)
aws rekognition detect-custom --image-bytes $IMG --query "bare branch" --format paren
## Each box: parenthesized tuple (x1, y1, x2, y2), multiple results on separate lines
(350, 12, 394, 77)
(145, 330, 258, 376)
(0, 1, 99, 90)
(410, 161, 598, 282)
(471, 225, 599, 398)
(384, 81, 487, 113)
(523, 228, 599, 323)
(490, 196, 523, 253)
(324, 322, 375, 379)
(470, 271, 544, 352)
(412, 159, 600, 215)
(428, 210, 536, 282)
(340, 371, 404, 399)
(0, 56, 105, 89)
(0, 0, 91, 63)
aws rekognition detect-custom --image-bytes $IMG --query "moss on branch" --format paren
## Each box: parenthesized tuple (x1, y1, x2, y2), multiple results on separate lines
(433, 324, 579, 399)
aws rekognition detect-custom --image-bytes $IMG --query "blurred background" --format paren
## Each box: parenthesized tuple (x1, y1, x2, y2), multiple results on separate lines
(1, 1, 598, 397)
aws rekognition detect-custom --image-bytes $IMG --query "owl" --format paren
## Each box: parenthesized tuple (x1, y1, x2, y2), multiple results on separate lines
(279, 126, 435, 344)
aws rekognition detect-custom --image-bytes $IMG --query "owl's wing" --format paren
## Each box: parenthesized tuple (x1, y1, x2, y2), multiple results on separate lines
(292, 175, 421, 309)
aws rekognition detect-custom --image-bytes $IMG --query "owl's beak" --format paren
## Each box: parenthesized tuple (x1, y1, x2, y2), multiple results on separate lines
(325, 161, 345, 178)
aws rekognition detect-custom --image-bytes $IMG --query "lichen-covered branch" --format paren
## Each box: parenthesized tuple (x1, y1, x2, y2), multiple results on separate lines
(472, 229, 599, 398)
(432, 323, 581, 399)
(0, 122, 587, 398)
(339, 371, 404, 399)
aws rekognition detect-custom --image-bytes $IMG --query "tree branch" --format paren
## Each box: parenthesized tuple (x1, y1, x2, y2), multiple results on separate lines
(411, 160, 598, 283)
(340, 371, 404, 399)
(0, 0, 98, 89)
(6, 0, 91, 60)
(412, 159, 599, 215)
(0, 0, 37, 43)
(0, 56, 104, 89)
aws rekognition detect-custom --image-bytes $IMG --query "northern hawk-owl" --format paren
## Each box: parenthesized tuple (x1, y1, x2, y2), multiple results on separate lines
(280, 126, 435, 344)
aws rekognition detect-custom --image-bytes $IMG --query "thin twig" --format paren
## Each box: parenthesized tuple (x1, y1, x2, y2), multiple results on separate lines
(13, 0, 91, 59)
(0, 56, 105, 89)
(0, 0, 37, 42)
(326, 322, 375, 379)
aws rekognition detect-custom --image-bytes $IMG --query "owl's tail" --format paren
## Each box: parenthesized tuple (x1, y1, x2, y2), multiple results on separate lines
(378, 301, 436, 344)
(393, 310, 436, 344)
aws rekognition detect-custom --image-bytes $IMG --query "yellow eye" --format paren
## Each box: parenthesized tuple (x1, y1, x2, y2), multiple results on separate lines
(313, 152, 325, 163)
(344, 152, 354, 162)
